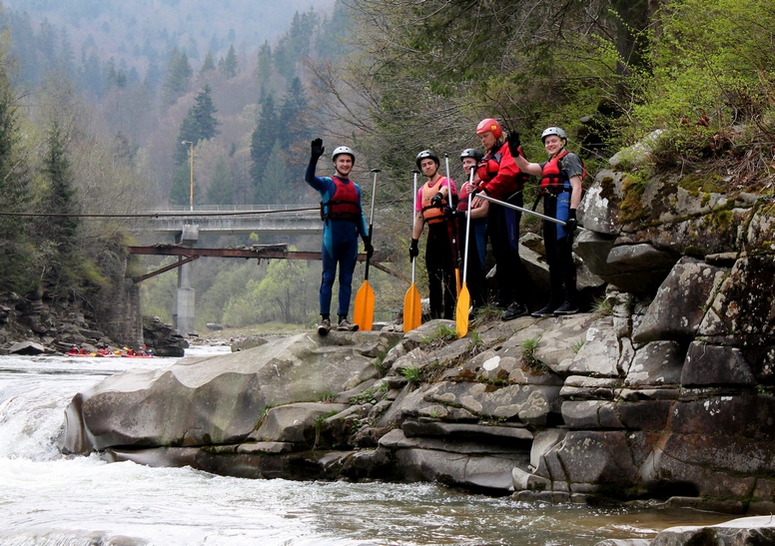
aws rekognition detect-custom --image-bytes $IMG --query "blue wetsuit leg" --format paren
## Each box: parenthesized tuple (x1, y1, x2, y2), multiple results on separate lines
(320, 219, 359, 317)
(335, 223, 359, 317)
(320, 225, 336, 315)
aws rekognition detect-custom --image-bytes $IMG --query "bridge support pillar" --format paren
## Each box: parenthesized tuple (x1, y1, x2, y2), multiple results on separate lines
(173, 224, 199, 335)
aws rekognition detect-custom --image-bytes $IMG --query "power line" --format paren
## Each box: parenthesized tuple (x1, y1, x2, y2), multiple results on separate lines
(0, 206, 320, 219)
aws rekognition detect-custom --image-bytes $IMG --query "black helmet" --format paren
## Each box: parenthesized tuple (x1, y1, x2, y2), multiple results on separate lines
(460, 148, 483, 162)
(416, 149, 440, 169)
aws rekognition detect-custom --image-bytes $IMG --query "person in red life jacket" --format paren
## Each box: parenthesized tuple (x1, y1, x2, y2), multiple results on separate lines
(471, 118, 533, 321)
(510, 126, 584, 316)
(409, 149, 458, 320)
(446, 148, 489, 314)
(306, 138, 372, 335)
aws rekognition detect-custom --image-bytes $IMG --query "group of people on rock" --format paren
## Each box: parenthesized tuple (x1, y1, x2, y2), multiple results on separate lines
(305, 118, 584, 334)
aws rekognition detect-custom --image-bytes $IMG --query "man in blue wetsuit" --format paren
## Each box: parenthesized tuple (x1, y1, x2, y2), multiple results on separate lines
(306, 138, 373, 335)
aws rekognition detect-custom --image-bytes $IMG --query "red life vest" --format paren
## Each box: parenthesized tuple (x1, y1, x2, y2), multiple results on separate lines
(475, 146, 529, 196)
(540, 150, 573, 195)
(321, 176, 360, 221)
(476, 152, 502, 183)
(420, 176, 450, 224)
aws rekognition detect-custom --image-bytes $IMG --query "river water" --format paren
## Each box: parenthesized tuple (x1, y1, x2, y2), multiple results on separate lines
(0, 346, 730, 546)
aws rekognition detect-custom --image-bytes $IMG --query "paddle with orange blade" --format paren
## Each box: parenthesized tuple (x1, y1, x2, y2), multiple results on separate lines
(353, 169, 379, 330)
(456, 167, 475, 338)
(403, 170, 422, 333)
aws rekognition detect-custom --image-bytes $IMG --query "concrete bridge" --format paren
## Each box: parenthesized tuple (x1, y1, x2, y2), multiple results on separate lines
(131, 205, 334, 336)
(134, 205, 323, 237)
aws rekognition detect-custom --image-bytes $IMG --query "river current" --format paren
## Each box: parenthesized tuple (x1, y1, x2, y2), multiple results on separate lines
(0, 345, 730, 546)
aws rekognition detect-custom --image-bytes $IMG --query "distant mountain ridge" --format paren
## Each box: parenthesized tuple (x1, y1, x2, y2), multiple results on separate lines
(2, 0, 334, 69)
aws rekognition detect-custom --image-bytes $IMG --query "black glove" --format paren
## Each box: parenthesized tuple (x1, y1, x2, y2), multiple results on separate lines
(565, 209, 578, 233)
(363, 235, 374, 259)
(445, 207, 465, 219)
(506, 130, 521, 157)
(409, 238, 419, 261)
(430, 192, 444, 208)
(310, 138, 325, 162)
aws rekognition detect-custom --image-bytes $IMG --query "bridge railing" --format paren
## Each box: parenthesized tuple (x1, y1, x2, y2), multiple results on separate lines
(134, 204, 323, 235)
(151, 204, 318, 213)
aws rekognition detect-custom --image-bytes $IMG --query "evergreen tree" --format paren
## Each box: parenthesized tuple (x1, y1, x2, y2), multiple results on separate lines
(200, 50, 216, 74)
(273, 9, 319, 80)
(162, 47, 193, 105)
(175, 84, 220, 165)
(79, 49, 102, 97)
(38, 120, 80, 292)
(278, 76, 308, 149)
(206, 156, 235, 205)
(189, 84, 219, 140)
(249, 93, 278, 188)
(255, 41, 272, 82)
(316, 0, 351, 59)
(37, 18, 57, 77)
(254, 140, 294, 204)
(57, 28, 77, 81)
(169, 162, 199, 208)
(217, 44, 238, 79)
(4, 11, 40, 86)
(0, 73, 33, 293)
(40, 121, 78, 242)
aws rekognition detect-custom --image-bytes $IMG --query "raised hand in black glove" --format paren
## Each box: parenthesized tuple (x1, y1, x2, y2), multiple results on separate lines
(506, 128, 521, 157)
(310, 138, 325, 162)
(409, 238, 419, 261)
(363, 235, 374, 260)
(430, 192, 444, 208)
(565, 209, 578, 234)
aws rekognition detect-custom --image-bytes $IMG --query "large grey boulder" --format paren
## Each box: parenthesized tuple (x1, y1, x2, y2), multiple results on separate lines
(632, 257, 726, 343)
(59, 330, 399, 453)
(142, 316, 188, 357)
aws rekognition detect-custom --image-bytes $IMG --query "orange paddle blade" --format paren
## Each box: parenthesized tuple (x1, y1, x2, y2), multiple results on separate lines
(403, 283, 422, 332)
(353, 281, 374, 331)
(456, 283, 470, 338)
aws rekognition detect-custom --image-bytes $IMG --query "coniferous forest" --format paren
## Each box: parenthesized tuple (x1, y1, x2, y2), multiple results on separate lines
(1, 0, 773, 332)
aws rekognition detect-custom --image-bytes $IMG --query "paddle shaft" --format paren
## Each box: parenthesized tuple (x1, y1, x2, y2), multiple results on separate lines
(476, 193, 573, 226)
(411, 170, 419, 284)
(364, 169, 379, 280)
(444, 154, 461, 294)
(462, 167, 474, 283)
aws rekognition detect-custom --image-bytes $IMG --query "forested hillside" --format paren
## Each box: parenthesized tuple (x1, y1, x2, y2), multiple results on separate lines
(0, 0, 352, 332)
(0, 0, 773, 336)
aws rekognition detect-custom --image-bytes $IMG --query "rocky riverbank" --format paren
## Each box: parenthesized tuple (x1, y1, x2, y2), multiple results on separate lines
(10, 136, 774, 544)
(0, 305, 189, 358)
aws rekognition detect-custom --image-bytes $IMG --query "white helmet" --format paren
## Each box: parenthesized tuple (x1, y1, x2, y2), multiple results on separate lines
(332, 146, 355, 164)
(541, 126, 567, 143)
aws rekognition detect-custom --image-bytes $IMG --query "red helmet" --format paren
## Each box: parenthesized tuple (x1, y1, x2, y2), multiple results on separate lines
(476, 118, 502, 139)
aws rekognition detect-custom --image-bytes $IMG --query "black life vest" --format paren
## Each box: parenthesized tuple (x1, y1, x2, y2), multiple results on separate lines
(321, 176, 360, 221)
